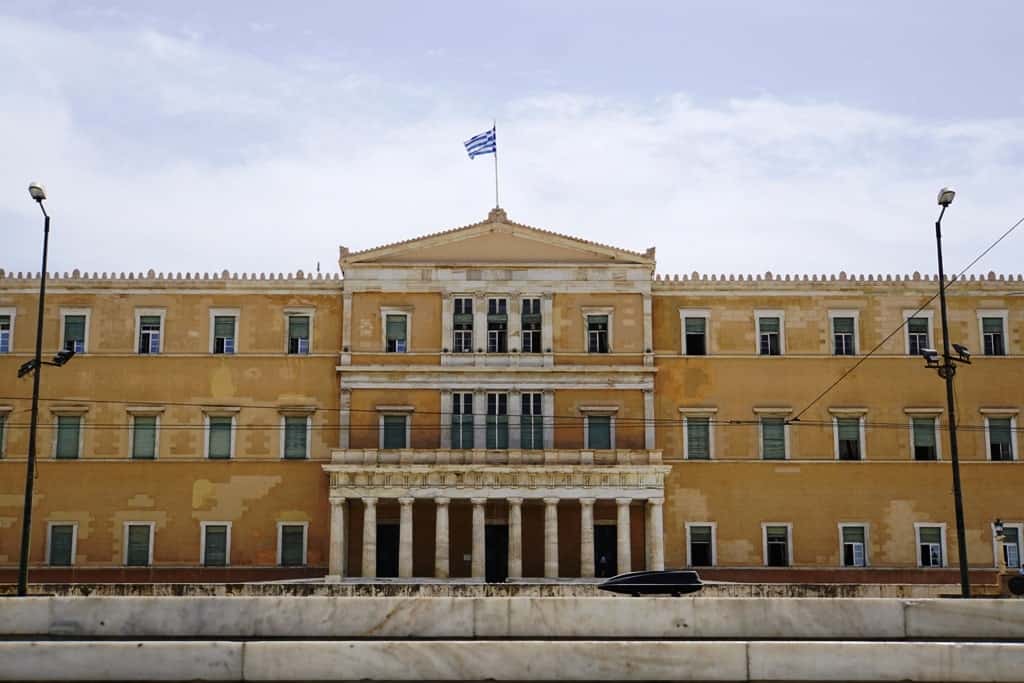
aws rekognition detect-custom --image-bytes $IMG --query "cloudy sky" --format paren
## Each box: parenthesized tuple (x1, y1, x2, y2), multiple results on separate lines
(1, 1, 1022, 277)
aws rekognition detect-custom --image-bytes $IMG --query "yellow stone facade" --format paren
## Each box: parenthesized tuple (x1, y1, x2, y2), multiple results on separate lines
(0, 207, 1021, 584)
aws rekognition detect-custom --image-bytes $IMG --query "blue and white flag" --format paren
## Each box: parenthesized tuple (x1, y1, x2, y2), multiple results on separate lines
(464, 127, 496, 159)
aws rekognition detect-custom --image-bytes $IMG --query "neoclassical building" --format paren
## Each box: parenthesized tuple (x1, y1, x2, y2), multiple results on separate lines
(0, 208, 1021, 585)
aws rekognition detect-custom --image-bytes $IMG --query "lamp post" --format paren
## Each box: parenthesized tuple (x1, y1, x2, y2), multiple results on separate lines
(16, 183, 52, 597)
(931, 187, 972, 598)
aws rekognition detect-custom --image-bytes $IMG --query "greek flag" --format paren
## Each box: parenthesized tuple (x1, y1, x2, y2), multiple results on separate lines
(464, 127, 496, 159)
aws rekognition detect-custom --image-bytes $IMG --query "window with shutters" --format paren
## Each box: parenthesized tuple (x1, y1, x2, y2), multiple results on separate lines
(453, 298, 473, 353)
(760, 418, 787, 460)
(124, 523, 153, 566)
(521, 298, 542, 353)
(586, 415, 613, 450)
(287, 314, 311, 354)
(449, 393, 474, 449)
(998, 525, 1022, 569)
(0, 310, 13, 353)
(47, 523, 76, 566)
(61, 311, 88, 353)
(916, 524, 945, 567)
(202, 523, 230, 567)
(206, 416, 234, 459)
(487, 298, 508, 353)
(981, 316, 1006, 356)
(987, 417, 1016, 461)
(756, 313, 783, 356)
(384, 314, 408, 353)
(279, 523, 306, 566)
(131, 415, 157, 460)
(840, 525, 867, 567)
(55, 415, 81, 460)
(587, 315, 609, 353)
(831, 314, 856, 356)
(212, 314, 237, 354)
(906, 315, 931, 356)
(283, 416, 309, 459)
(381, 414, 408, 449)
(835, 417, 862, 460)
(136, 311, 164, 354)
(486, 393, 509, 449)
(684, 417, 711, 460)
(911, 417, 939, 460)
(687, 524, 715, 566)
(682, 316, 707, 356)
(520, 393, 544, 450)
(764, 524, 791, 567)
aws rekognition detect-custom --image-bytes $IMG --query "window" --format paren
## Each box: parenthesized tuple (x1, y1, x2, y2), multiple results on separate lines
(385, 314, 407, 353)
(201, 523, 230, 567)
(987, 417, 1015, 461)
(131, 415, 157, 460)
(47, 523, 76, 566)
(997, 524, 1022, 569)
(207, 416, 233, 460)
(764, 524, 791, 567)
(979, 312, 1008, 356)
(288, 315, 311, 354)
(680, 311, 708, 356)
(687, 524, 715, 566)
(0, 311, 12, 353)
(55, 415, 81, 459)
(911, 417, 939, 460)
(906, 316, 930, 356)
(916, 524, 945, 567)
(278, 523, 307, 566)
(685, 417, 711, 460)
(586, 415, 613, 450)
(521, 298, 542, 353)
(757, 314, 782, 356)
(835, 417, 862, 461)
(450, 393, 474, 449)
(137, 313, 162, 354)
(760, 418, 787, 460)
(587, 315, 609, 353)
(283, 416, 309, 459)
(62, 313, 87, 353)
(520, 392, 544, 450)
(831, 316, 856, 356)
(486, 393, 509, 449)
(487, 298, 508, 353)
(124, 522, 154, 567)
(840, 525, 867, 567)
(381, 414, 408, 449)
(453, 298, 473, 353)
(212, 315, 236, 354)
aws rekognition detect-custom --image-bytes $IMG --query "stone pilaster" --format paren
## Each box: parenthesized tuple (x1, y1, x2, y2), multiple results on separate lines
(328, 498, 347, 579)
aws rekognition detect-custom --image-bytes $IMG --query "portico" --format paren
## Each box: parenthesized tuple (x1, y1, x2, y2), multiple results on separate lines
(324, 449, 667, 581)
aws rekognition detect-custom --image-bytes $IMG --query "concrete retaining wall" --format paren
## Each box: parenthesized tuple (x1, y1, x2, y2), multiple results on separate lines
(4, 596, 1023, 640)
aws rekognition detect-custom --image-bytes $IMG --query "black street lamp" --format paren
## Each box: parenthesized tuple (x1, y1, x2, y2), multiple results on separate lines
(924, 187, 971, 598)
(15, 182, 72, 597)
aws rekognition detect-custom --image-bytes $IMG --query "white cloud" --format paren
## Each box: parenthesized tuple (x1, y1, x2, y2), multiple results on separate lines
(0, 16, 1021, 279)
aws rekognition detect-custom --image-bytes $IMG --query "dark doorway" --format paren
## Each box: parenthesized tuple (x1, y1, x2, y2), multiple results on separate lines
(485, 524, 509, 583)
(376, 523, 399, 577)
(594, 525, 618, 578)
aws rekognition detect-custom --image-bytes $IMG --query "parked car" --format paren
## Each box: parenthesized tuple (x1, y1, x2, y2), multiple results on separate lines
(598, 569, 703, 596)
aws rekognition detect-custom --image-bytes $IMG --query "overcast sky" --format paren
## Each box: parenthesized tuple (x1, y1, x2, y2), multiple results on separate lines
(1, 1, 1022, 278)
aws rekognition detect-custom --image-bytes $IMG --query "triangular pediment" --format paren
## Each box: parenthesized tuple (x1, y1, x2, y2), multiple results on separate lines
(340, 209, 655, 268)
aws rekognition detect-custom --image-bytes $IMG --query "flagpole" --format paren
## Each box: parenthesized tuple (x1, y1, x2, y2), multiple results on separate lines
(492, 121, 499, 208)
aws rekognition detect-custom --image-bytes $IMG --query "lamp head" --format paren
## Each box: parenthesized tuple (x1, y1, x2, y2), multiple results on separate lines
(28, 183, 47, 202)
(937, 187, 956, 207)
(995, 518, 1005, 536)
(52, 349, 76, 367)
(952, 343, 971, 362)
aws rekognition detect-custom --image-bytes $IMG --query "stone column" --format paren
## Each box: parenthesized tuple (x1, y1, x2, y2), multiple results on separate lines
(544, 497, 560, 578)
(434, 497, 450, 579)
(579, 498, 595, 579)
(507, 497, 523, 579)
(328, 498, 347, 578)
(471, 498, 487, 579)
(398, 497, 414, 578)
(615, 497, 632, 575)
(361, 497, 378, 578)
(647, 498, 665, 571)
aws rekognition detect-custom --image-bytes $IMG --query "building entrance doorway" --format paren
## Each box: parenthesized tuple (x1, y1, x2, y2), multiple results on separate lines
(485, 524, 509, 583)
(594, 524, 618, 578)
(376, 523, 399, 577)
